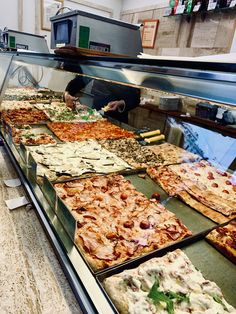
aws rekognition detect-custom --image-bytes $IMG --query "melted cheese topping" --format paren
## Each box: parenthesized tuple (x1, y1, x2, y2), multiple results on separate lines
(169, 161, 236, 202)
(28, 140, 131, 180)
(104, 249, 235, 314)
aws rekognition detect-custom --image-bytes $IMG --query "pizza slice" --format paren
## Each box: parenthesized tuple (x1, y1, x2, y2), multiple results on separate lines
(147, 143, 200, 165)
(104, 249, 236, 314)
(54, 174, 191, 270)
(99, 138, 162, 169)
(147, 161, 236, 219)
(206, 220, 236, 264)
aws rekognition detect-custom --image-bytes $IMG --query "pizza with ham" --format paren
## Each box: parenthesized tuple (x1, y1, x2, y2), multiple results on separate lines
(147, 160, 236, 222)
(206, 220, 236, 264)
(54, 174, 191, 270)
(47, 121, 135, 142)
(2, 108, 48, 125)
(147, 143, 200, 165)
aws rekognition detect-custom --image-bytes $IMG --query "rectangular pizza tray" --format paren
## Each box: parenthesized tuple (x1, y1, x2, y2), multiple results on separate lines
(39, 172, 219, 276)
(96, 238, 236, 313)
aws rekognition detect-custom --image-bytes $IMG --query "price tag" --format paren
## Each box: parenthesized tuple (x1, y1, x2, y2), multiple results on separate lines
(164, 8, 172, 16)
(193, 4, 201, 11)
(229, 0, 236, 7)
(175, 4, 185, 14)
(207, 2, 217, 10)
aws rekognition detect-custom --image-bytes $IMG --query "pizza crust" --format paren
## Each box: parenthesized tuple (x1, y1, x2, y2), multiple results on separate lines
(177, 191, 234, 224)
(147, 161, 236, 221)
(54, 174, 191, 271)
(206, 220, 236, 264)
(103, 249, 236, 314)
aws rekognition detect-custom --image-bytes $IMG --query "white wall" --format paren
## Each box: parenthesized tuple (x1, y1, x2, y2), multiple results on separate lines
(122, 0, 168, 11)
(23, 0, 36, 33)
(0, 0, 18, 30)
(230, 28, 236, 53)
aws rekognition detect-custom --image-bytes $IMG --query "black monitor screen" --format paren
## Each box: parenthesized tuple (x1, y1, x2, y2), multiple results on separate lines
(55, 20, 71, 43)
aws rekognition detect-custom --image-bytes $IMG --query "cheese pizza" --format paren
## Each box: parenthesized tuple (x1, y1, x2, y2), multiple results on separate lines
(206, 220, 236, 264)
(0, 100, 34, 112)
(54, 174, 191, 270)
(47, 120, 135, 142)
(147, 143, 200, 165)
(104, 249, 235, 314)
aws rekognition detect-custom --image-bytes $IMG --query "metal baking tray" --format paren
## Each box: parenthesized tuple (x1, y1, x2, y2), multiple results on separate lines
(25, 140, 143, 184)
(97, 237, 236, 313)
(39, 172, 218, 275)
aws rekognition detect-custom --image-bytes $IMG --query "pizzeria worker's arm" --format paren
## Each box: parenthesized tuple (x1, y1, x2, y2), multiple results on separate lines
(102, 84, 140, 113)
(64, 76, 92, 109)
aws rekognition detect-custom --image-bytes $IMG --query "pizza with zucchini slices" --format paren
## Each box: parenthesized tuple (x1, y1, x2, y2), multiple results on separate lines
(206, 220, 236, 264)
(99, 138, 162, 169)
(28, 140, 131, 180)
(54, 174, 191, 270)
(147, 160, 236, 223)
(103, 249, 236, 314)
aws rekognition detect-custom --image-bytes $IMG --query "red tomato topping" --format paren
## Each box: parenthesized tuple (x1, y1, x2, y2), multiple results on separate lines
(216, 169, 227, 176)
(222, 190, 229, 194)
(120, 193, 128, 200)
(151, 192, 161, 201)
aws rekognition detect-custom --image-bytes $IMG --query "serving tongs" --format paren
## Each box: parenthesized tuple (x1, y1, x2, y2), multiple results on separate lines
(136, 129, 165, 145)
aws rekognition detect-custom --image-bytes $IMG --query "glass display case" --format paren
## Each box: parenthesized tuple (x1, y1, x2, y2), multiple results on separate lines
(0, 51, 235, 314)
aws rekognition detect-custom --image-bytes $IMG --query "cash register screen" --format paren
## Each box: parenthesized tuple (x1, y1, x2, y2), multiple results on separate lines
(54, 20, 71, 43)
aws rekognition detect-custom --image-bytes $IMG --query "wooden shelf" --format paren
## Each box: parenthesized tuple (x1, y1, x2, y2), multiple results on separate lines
(142, 104, 236, 138)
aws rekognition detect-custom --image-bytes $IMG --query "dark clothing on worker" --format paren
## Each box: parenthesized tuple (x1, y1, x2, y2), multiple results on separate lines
(65, 76, 140, 123)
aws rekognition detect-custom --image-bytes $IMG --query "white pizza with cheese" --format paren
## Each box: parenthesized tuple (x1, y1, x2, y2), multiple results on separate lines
(104, 249, 236, 314)
(28, 140, 131, 180)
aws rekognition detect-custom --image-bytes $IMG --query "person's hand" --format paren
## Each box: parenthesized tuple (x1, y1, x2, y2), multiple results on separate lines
(105, 100, 126, 112)
(64, 91, 76, 110)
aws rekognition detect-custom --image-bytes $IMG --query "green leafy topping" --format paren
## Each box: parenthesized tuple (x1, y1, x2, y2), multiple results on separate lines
(81, 115, 89, 121)
(213, 295, 229, 312)
(87, 108, 94, 115)
(48, 109, 56, 116)
(166, 291, 190, 303)
(55, 110, 76, 121)
(22, 133, 34, 139)
(148, 279, 189, 314)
